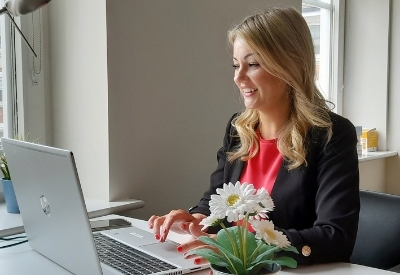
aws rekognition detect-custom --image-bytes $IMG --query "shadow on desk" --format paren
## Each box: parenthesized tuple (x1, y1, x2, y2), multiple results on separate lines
(286, 263, 353, 274)
(282, 262, 397, 274)
(390, 265, 400, 273)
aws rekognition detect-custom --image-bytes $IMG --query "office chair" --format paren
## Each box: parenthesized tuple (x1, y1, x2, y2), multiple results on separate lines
(350, 190, 400, 271)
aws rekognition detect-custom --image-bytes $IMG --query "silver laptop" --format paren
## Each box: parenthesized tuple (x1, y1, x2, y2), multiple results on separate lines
(1, 138, 207, 275)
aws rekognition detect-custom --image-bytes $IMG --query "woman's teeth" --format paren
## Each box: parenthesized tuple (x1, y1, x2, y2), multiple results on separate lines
(243, 88, 258, 94)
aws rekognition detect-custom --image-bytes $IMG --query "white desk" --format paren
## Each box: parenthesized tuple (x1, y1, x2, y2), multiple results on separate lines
(0, 198, 144, 237)
(0, 215, 397, 275)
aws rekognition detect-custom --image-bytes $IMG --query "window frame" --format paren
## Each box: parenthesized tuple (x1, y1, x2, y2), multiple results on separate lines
(0, 1, 15, 147)
(302, 0, 345, 114)
(0, 0, 16, 198)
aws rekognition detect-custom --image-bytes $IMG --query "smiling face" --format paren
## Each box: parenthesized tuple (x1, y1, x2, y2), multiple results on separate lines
(233, 38, 290, 116)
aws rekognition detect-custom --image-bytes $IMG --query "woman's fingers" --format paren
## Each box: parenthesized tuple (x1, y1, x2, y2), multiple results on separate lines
(148, 215, 165, 241)
(193, 257, 209, 265)
(187, 221, 207, 238)
(148, 211, 208, 243)
(149, 211, 215, 269)
(178, 234, 217, 254)
(158, 210, 198, 242)
(147, 215, 158, 228)
(171, 221, 198, 236)
(177, 239, 206, 254)
(182, 243, 219, 266)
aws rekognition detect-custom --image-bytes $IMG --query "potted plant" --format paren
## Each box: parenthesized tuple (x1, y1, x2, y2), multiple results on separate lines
(0, 135, 38, 213)
(1, 153, 20, 213)
(186, 181, 298, 275)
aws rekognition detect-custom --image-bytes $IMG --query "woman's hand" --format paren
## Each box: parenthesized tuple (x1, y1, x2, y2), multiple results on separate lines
(178, 230, 218, 266)
(148, 210, 206, 242)
(149, 211, 218, 267)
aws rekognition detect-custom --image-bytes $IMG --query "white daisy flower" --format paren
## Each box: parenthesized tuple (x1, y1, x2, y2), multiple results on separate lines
(247, 203, 269, 221)
(251, 220, 291, 248)
(246, 188, 275, 220)
(256, 188, 275, 212)
(199, 214, 224, 231)
(209, 181, 259, 223)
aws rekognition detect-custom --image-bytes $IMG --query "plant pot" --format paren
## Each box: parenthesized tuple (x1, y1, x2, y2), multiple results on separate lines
(210, 264, 281, 275)
(1, 179, 20, 214)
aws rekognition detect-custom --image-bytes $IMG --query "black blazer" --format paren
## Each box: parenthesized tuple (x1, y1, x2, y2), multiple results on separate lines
(189, 112, 360, 265)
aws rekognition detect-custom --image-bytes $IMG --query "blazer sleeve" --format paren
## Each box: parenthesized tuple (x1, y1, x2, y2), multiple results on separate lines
(189, 114, 240, 217)
(277, 113, 360, 265)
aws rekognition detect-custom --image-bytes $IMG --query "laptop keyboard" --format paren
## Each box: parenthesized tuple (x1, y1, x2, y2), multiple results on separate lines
(94, 234, 179, 275)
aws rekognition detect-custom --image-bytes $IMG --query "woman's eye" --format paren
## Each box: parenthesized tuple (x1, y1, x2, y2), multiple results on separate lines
(249, 63, 260, 67)
(232, 64, 240, 70)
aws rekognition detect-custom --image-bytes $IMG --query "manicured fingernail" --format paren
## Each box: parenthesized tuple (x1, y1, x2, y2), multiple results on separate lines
(181, 223, 187, 230)
(177, 246, 183, 252)
(194, 258, 201, 264)
(163, 228, 167, 233)
(155, 234, 160, 240)
(149, 224, 153, 229)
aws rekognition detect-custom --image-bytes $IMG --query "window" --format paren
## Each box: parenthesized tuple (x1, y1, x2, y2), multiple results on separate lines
(0, 19, 4, 140)
(302, 0, 345, 114)
(0, 0, 13, 147)
(0, 72, 3, 138)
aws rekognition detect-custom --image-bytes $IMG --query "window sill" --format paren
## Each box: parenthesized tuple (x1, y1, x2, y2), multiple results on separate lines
(358, 151, 397, 162)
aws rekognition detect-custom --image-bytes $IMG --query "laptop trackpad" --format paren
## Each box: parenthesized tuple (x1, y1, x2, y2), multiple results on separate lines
(140, 242, 180, 259)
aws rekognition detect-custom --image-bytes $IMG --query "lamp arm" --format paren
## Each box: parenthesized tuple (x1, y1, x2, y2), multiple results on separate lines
(0, 7, 37, 57)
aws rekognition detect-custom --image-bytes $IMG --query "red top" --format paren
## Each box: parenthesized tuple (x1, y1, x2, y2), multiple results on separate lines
(239, 136, 282, 194)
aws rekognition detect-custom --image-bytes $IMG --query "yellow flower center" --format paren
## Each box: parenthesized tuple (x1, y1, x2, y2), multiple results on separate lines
(227, 194, 240, 206)
(265, 229, 277, 240)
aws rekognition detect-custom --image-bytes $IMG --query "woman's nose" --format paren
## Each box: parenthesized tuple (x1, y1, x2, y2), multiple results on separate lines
(234, 68, 247, 84)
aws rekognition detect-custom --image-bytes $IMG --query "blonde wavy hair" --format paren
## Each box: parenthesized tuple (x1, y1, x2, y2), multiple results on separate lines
(227, 7, 332, 169)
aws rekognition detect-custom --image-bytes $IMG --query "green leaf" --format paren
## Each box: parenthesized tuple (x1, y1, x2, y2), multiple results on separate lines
(196, 236, 242, 264)
(216, 226, 259, 262)
(188, 236, 246, 275)
(281, 245, 299, 254)
(272, 256, 297, 268)
(189, 227, 298, 274)
(216, 226, 241, 254)
(187, 239, 245, 273)
(196, 236, 236, 257)
(240, 229, 259, 257)
(251, 245, 281, 264)
(255, 241, 275, 255)
(185, 248, 228, 267)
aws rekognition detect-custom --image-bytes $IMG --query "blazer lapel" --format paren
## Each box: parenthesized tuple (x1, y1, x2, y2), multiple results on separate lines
(228, 160, 245, 183)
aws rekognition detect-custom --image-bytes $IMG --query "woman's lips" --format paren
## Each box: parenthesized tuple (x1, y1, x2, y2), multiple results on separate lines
(242, 88, 258, 96)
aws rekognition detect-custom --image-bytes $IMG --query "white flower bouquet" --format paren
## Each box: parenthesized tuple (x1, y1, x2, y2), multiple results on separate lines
(186, 181, 298, 275)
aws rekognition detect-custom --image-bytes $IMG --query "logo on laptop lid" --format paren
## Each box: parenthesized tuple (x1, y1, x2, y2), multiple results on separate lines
(40, 195, 51, 217)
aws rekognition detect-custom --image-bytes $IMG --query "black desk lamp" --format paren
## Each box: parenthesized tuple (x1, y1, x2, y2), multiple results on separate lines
(0, 0, 52, 57)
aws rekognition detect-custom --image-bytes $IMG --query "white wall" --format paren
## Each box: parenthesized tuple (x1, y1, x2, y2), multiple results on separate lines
(386, 0, 400, 195)
(107, 0, 301, 219)
(342, 0, 398, 193)
(359, 160, 386, 192)
(343, 0, 400, 195)
(343, 0, 390, 150)
(47, 0, 300, 220)
(48, 0, 110, 199)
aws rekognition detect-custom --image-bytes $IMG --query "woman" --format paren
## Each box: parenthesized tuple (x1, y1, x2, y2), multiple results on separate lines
(149, 6, 359, 266)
